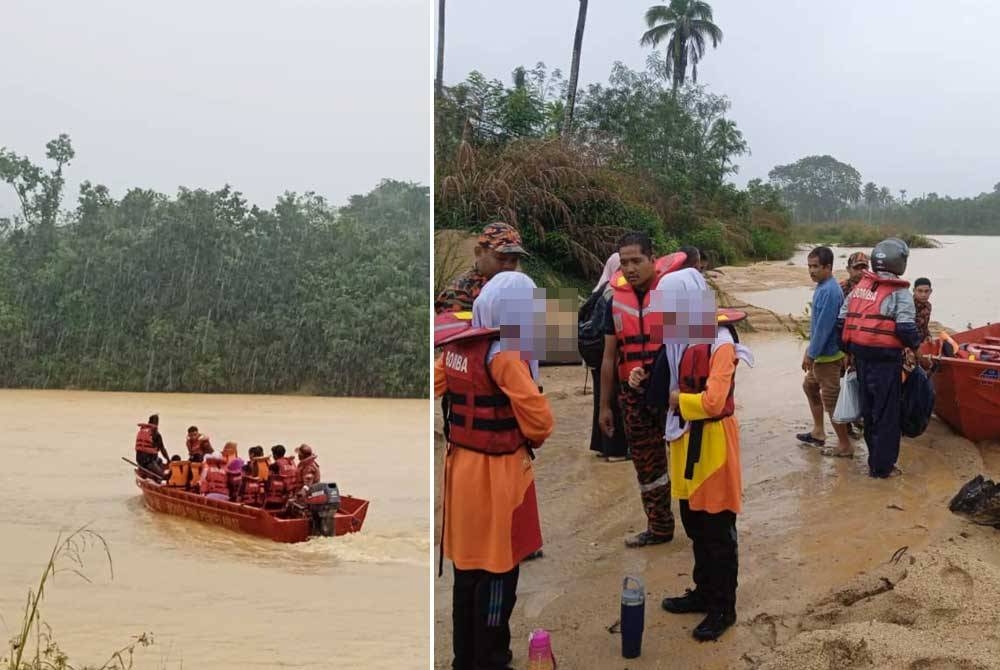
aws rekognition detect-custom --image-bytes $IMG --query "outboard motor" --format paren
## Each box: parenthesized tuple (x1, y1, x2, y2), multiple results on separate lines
(305, 482, 341, 536)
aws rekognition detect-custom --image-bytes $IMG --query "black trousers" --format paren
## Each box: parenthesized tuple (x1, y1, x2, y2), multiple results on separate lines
(855, 356, 903, 477)
(589, 368, 628, 457)
(680, 500, 738, 614)
(136, 451, 165, 478)
(452, 565, 519, 670)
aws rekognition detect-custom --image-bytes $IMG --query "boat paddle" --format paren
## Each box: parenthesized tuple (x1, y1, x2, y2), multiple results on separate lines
(121, 456, 166, 482)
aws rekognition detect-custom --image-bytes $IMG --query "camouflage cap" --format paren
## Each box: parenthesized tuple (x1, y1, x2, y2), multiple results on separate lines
(847, 251, 869, 268)
(477, 222, 529, 256)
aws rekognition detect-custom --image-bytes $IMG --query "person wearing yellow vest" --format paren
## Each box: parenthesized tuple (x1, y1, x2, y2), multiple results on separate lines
(134, 413, 169, 479)
(599, 232, 680, 548)
(657, 288, 753, 642)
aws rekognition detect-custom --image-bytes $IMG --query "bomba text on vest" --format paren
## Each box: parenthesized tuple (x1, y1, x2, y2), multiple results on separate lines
(445, 350, 469, 373)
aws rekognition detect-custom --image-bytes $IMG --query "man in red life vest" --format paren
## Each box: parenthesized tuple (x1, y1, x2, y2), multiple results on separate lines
(837, 238, 923, 479)
(599, 232, 677, 547)
(134, 413, 169, 478)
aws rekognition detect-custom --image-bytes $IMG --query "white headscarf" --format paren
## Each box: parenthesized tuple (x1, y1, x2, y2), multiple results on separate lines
(472, 271, 541, 381)
(594, 253, 621, 293)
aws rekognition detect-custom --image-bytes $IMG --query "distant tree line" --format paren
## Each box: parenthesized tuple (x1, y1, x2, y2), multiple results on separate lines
(767, 153, 1000, 235)
(0, 135, 429, 397)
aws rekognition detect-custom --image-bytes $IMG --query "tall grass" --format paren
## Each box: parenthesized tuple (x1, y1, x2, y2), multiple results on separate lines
(2, 528, 154, 670)
(793, 220, 939, 249)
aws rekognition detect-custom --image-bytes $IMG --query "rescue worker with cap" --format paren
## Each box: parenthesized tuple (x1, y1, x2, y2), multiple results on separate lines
(434, 222, 529, 315)
(600, 231, 681, 548)
(295, 444, 321, 484)
(840, 252, 870, 298)
(134, 414, 169, 479)
(837, 238, 922, 478)
(434, 270, 554, 670)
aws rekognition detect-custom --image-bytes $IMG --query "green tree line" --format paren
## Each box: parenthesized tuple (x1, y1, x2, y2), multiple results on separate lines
(0, 136, 429, 397)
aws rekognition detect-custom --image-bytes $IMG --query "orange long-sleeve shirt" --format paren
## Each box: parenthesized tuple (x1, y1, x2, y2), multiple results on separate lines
(435, 350, 554, 572)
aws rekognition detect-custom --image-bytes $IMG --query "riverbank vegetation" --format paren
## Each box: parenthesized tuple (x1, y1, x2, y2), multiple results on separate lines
(0, 136, 428, 397)
(792, 221, 939, 249)
(2, 528, 154, 670)
(434, 1, 796, 285)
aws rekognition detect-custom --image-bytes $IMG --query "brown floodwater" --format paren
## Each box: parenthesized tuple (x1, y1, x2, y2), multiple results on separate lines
(735, 235, 997, 330)
(0, 390, 429, 669)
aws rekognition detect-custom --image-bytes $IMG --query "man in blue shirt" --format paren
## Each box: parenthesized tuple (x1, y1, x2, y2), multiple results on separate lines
(797, 246, 853, 457)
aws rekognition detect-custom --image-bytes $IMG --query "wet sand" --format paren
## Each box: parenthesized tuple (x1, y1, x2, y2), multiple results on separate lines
(433, 258, 1000, 669)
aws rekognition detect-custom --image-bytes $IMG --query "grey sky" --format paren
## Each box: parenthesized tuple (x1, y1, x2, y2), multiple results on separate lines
(442, 0, 1000, 199)
(1, 0, 429, 218)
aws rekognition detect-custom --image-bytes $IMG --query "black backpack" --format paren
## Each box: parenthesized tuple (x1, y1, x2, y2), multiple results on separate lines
(578, 282, 612, 369)
(901, 365, 935, 438)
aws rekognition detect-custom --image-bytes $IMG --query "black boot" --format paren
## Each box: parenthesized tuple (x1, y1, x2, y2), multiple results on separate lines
(692, 610, 736, 641)
(661, 589, 707, 614)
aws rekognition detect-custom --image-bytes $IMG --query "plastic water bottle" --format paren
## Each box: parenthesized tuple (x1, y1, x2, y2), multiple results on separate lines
(527, 629, 555, 670)
(621, 576, 645, 659)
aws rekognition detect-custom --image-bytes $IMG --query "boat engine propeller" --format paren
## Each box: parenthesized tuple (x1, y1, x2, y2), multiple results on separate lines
(298, 482, 341, 536)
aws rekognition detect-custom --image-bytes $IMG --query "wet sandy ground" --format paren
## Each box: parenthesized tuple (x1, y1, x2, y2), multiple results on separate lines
(433, 261, 1000, 668)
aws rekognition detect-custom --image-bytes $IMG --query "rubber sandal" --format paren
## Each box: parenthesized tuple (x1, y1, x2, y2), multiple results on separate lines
(796, 432, 826, 447)
(606, 455, 630, 463)
(820, 447, 855, 458)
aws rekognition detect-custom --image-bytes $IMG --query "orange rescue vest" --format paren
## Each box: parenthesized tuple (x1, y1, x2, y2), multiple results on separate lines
(842, 272, 910, 350)
(167, 460, 190, 487)
(203, 466, 229, 496)
(135, 423, 159, 455)
(441, 328, 529, 455)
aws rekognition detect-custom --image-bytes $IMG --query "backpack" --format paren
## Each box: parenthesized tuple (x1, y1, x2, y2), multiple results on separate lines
(901, 364, 935, 438)
(578, 282, 612, 369)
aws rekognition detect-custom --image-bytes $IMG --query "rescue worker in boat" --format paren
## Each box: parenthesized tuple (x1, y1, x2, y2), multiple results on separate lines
(225, 459, 244, 502)
(433, 222, 529, 315)
(134, 414, 169, 479)
(201, 455, 230, 499)
(913, 278, 934, 344)
(186, 426, 213, 462)
(600, 232, 677, 548)
(265, 445, 300, 506)
(837, 238, 922, 479)
(295, 444, 321, 484)
(655, 288, 754, 641)
(434, 270, 554, 670)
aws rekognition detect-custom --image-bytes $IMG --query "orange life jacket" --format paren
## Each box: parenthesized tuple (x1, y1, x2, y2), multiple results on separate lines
(241, 477, 265, 505)
(297, 455, 320, 484)
(250, 456, 271, 481)
(609, 253, 686, 381)
(167, 460, 190, 487)
(842, 272, 910, 350)
(265, 458, 299, 505)
(203, 465, 229, 496)
(188, 461, 204, 489)
(441, 328, 529, 455)
(135, 423, 159, 455)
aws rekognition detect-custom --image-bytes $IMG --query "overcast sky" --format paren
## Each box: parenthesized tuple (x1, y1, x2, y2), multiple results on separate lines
(0, 0, 430, 218)
(442, 0, 1000, 199)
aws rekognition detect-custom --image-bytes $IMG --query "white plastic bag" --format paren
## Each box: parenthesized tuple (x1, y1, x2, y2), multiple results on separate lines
(833, 370, 861, 424)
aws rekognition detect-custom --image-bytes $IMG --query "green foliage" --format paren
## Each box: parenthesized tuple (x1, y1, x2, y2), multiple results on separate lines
(640, 0, 723, 91)
(768, 155, 862, 223)
(0, 138, 428, 397)
(436, 59, 794, 280)
(792, 220, 938, 249)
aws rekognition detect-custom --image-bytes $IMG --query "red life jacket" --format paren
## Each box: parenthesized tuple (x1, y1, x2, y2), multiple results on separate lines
(441, 328, 529, 455)
(241, 477, 264, 505)
(842, 272, 910, 350)
(203, 466, 229, 496)
(264, 458, 299, 505)
(679, 343, 735, 419)
(186, 434, 200, 456)
(609, 253, 686, 381)
(135, 423, 159, 455)
(434, 310, 474, 348)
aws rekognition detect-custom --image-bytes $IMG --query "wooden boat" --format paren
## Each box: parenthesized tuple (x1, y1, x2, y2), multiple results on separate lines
(920, 323, 1000, 442)
(134, 474, 369, 543)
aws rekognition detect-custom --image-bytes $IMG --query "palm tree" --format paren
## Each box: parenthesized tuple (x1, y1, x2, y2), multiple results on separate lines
(640, 0, 723, 91)
(562, 0, 589, 136)
(435, 0, 446, 98)
(862, 181, 878, 224)
(707, 118, 744, 181)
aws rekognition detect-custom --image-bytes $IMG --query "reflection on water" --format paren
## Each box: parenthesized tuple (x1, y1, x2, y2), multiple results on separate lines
(735, 236, 1000, 329)
(0, 390, 429, 669)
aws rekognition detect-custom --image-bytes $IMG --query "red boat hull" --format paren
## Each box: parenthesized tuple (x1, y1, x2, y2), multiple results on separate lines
(920, 323, 1000, 442)
(135, 475, 369, 543)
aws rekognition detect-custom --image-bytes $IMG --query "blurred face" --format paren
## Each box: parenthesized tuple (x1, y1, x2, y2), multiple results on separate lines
(649, 288, 718, 344)
(474, 246, 520, 279)
(619, 244, 655, 290)
(848, 262, 868, 282)
(807, 255, 832, 283)
(914, 285, 932, 302)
